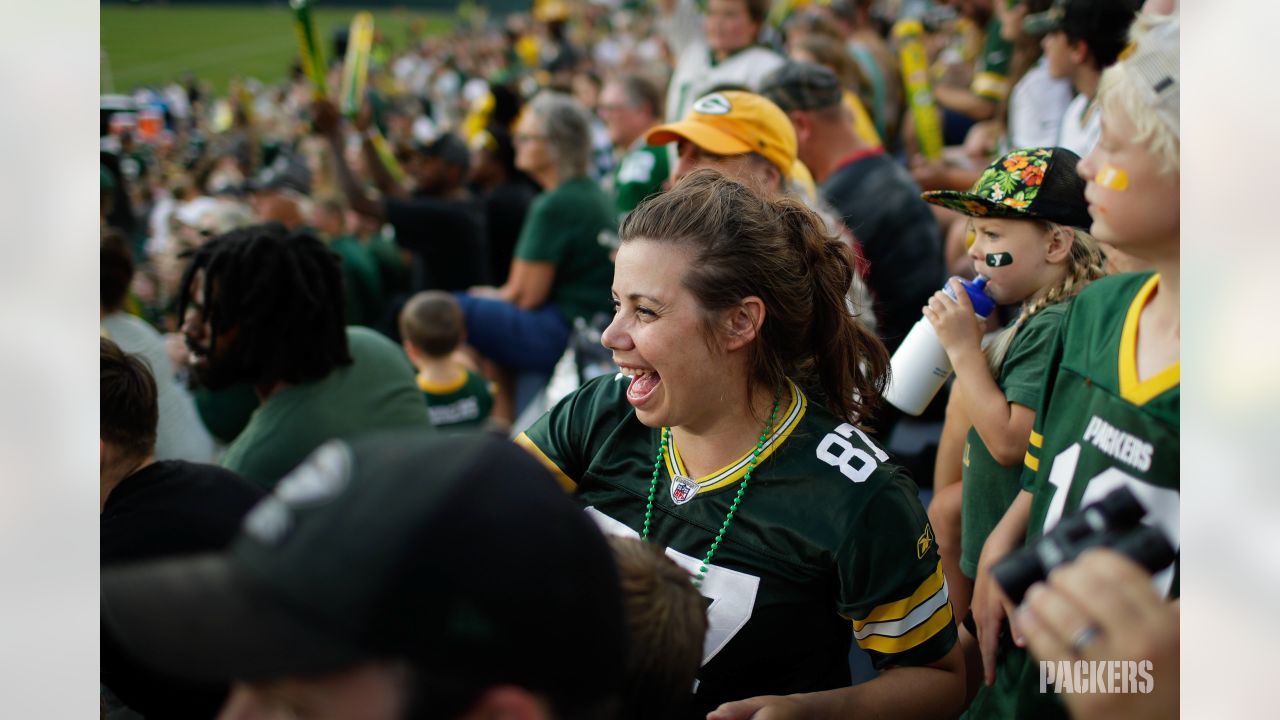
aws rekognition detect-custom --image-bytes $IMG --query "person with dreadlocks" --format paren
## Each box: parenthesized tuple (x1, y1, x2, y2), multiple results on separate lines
(178, 223, 431, 490)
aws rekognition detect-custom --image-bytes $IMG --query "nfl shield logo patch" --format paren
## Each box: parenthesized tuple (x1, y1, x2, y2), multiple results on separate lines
(670, 475, 699, 505)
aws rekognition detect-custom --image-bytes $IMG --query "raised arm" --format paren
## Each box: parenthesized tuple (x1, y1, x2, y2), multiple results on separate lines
(659, 0, 705, 58)
(924, 279, 1033, 464)
(353, 97, 409, 200)
(311, 98, 389, 221)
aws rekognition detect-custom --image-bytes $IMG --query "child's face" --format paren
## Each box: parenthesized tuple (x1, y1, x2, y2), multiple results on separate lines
(1078, 104, 1180, 259)
(968, 217, 1060, 306)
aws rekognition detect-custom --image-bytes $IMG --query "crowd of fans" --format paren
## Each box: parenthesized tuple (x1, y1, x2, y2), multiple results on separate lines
(100, 0, 1181, 718)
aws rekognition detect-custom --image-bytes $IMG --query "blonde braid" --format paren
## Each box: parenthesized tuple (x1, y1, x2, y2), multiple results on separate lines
(984, 225, 1105, 375)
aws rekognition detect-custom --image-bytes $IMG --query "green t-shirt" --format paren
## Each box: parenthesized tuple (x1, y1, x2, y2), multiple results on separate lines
(366, 231, 411, 299)
(513, 176, 616, 324)
(331, 236, 385, 328)
(518, 375, 956, 715)
(194, 382, 260, 445)
(611, 142, 669, 222)
(417, 368, 494, 430)
(959, 302, 1070, 578)
(221, 327, 432, 490)
(966, 273, 1180, 720)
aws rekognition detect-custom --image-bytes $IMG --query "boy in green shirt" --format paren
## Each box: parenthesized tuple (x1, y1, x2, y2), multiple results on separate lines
(400, 291, 495, 432)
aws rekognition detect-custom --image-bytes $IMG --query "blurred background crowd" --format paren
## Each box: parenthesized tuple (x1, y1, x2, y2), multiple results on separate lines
(97, 1, 1183, 718)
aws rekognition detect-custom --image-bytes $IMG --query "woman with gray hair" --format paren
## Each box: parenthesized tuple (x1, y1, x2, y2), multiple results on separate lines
(459, 91, 617, 422)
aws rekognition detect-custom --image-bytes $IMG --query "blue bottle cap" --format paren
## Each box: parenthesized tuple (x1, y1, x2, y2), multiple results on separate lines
(944, 276, 996, 318)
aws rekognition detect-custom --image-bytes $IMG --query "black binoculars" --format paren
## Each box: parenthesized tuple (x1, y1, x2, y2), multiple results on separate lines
(993, 485, 1176, 605)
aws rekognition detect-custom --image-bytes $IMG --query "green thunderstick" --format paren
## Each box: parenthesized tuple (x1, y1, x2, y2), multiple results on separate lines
(290, 0, 328, 98)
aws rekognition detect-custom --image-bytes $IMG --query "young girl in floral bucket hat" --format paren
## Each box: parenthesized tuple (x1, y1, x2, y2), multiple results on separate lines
(916, 146, 1105, 661)
(965, 13, 1181, 720)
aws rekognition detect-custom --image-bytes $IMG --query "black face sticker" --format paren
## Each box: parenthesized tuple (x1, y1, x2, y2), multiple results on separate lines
(986, 252, 1014, 267)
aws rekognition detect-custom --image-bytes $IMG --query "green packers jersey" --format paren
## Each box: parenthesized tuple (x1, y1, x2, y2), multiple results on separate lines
(518, 374, 956, 716)
(1022, 273, 1180, 580)
(611, 141, 669, 223)
(417, 368, 494, 430)
(971, 15, 1013, 102)
(968, 273, 1180, 720)
(960, 302, 1070, 578)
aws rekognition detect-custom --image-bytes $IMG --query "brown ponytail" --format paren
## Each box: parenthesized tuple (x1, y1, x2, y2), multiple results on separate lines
(776, 202, 889, 423)
(619, 169, 890, 424)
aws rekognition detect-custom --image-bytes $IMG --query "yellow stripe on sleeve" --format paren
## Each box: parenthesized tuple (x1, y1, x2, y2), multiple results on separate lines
(514, 432, 577, 493)
(1029, 431, 1043, 448)
(857, 603, 954, 655)
(853, 561, 945, 630)
(1024, 451, 1040, 473)
(971, 72, 1010, 101)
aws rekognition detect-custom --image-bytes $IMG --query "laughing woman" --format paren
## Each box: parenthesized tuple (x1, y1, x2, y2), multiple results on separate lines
(517, 170, 964, 719)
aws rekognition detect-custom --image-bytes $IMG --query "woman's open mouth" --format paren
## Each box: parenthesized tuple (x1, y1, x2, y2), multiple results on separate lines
(621, 367, 662, 408)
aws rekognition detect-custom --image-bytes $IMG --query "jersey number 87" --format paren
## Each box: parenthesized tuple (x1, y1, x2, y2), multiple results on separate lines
(817, 423, 890, 483)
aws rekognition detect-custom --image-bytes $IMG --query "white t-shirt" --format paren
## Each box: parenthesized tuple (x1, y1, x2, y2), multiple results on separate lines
(1057, 92, 1102, 158)
(665, 45, 785, 123)
(662, 0, 785, 122)
(1007, 58, 1074, 149)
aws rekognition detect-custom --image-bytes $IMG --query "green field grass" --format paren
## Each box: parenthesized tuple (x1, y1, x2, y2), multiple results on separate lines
(101, 4, 455, 95)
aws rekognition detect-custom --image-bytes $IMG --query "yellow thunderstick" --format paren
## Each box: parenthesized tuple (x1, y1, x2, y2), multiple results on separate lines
(893, 18, 944, 161)
(340, 11, 374, 117)
(341, 11, 408, 185)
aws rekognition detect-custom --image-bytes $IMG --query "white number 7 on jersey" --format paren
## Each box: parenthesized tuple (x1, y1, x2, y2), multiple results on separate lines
(816, 423, 890, 483)
(585, 507, 760, 665)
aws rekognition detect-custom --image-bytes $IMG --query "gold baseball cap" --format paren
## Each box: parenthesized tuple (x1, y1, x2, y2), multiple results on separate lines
(646, 91, 798, 179)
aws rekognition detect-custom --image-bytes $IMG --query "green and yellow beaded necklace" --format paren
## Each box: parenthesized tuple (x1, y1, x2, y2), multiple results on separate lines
(640, 386, 781, 588)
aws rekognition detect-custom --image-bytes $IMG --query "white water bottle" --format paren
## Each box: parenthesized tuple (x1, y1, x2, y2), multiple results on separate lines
(884, 276, 995, 416)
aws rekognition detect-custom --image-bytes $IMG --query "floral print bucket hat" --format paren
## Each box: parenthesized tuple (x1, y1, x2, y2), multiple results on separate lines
(922, 146, 1093, 229)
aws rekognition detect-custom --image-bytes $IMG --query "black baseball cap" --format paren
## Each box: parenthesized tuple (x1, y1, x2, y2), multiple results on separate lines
(1023, 0, 1138, 38)
(102, 432, 627, 704)
(759, 62, 844, 113)
(244, 153, 312, 195)
(412, 131, 472, 171)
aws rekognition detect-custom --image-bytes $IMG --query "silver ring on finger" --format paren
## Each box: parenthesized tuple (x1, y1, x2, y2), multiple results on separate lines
(1070, 623, 1101, 656)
